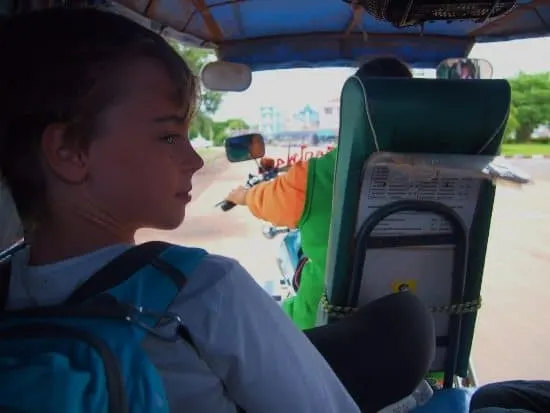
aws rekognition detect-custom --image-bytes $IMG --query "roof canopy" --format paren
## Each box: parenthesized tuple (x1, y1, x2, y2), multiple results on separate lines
(113, 0, 550, 70)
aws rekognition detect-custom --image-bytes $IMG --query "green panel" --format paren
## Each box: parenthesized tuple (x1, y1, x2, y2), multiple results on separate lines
(325, 77, 510, 377)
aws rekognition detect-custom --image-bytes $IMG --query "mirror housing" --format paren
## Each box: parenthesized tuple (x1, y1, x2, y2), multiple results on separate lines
(436, 58, 493, 80)
(225, 134, 266, 163)
(201, 61, 252, 92)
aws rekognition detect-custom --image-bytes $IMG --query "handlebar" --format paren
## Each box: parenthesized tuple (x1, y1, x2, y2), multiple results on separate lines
(220, 200, 236, 211)
(218, 165, 287, 212)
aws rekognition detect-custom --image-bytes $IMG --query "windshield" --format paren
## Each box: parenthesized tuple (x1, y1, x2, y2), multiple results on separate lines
(212, 66, 437, 164)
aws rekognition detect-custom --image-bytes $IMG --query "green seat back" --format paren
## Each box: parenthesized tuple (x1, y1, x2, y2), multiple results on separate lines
(324, 76, 510, 383)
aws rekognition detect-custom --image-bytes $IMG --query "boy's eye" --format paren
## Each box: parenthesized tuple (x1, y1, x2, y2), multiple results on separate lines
(161, 134, 180, 144)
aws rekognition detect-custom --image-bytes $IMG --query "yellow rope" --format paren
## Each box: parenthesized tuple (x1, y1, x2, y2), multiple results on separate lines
(320, 291, 482, 319)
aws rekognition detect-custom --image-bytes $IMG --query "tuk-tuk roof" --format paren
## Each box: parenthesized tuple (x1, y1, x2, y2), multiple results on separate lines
(110, 0, 549, 70)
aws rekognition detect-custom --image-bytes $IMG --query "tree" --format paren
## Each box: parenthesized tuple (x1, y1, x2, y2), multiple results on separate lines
(503, 103, 519, 142)
(190, 112, 213, 139)
(211, 121, 229, 146)
(167, 39, 223, 116)
(165, 39, 249, 147)
(226, 118, 250, 132)
(210, 118, 250, 146)
(508, 72, 550, 142)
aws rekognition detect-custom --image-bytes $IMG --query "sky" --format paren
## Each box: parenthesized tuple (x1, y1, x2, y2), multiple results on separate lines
(213, 37, 550, 124)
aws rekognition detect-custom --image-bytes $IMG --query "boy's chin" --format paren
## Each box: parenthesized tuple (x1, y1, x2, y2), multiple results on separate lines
(148, 212, 187, 231)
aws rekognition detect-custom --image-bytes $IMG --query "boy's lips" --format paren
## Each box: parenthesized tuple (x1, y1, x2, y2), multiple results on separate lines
(175, 189, 192, 201)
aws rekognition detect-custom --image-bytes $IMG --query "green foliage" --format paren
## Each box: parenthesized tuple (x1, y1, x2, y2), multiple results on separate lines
(167, 39, 223, 115)
(190, 112, 213, 140)
(225, 118, 250, 131)
(166, 38, 249, 145)
(211, 118, 251, 146)
(500, 143, 550, 155)
(189, 115, 250, 146)
(211, 121, 229, 146)
(507, 72, 550, 142)
(503, 103, 519, 142)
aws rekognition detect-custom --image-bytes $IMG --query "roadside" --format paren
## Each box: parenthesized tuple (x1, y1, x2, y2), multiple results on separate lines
(193, 147, 227, 199)
(197, 147, 224, 164)
(501, 143, 550, 156)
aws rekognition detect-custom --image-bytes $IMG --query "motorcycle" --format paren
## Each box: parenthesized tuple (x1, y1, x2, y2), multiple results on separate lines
(261, 226, 306, 303)
(217, 134, 305, 302)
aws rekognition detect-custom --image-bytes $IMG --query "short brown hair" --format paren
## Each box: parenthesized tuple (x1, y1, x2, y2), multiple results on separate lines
(0, 8, 197, 225)
(356, 56, 412, 79)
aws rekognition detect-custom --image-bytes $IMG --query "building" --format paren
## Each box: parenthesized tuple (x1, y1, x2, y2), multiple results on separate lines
(292, 104, 320, 130)
(259, 104, 321, 135)
(318, 98, 340, 130)
(259, 105, 285, 136)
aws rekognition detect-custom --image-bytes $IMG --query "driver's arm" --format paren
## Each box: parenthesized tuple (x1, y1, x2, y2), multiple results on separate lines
(245, 161, 308, 228)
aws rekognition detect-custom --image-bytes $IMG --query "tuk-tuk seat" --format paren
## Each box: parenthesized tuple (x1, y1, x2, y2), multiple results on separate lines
(323, 75, 510, 394)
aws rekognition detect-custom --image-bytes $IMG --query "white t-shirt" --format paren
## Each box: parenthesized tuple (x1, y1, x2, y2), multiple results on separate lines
(7, 245, 360, 413)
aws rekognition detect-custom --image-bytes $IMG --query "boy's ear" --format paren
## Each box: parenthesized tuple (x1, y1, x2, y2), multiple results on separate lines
(41, 123, 89, 184)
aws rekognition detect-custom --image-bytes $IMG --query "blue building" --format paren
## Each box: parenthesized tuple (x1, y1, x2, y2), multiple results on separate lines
(293, 104, 320, 129)
(259, 104, 320, 137)
(259, 106, 285, 136)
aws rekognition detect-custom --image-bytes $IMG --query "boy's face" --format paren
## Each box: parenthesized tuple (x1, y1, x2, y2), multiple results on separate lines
(76, 59, 204, 231)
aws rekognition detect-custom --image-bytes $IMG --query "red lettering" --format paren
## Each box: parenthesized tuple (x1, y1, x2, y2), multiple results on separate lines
(326, 145, 335, 152)
(274, 150, 327, 168)
(287, 153, 299, 165)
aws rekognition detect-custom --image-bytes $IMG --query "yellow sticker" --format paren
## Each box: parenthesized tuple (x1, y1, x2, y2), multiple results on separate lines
(392, 280, 417, 294)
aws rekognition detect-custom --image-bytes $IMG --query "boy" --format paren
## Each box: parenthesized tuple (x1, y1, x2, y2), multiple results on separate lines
(0, 8, 433, 413)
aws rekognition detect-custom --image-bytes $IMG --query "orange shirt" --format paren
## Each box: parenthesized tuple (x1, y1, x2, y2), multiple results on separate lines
(244, 161, 309, 228)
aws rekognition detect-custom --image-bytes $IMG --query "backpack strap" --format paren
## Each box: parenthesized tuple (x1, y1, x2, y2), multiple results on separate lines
(0, 240, 27, 310)
(65, 241, 174, 305)
(0, 261, 11, 310)
(65, 241, 207, 348)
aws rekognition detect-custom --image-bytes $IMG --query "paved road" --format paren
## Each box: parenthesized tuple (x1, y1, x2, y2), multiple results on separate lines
(138, 148, 550, 385)
(507, 157, 550, 181)
(471, 158, 550, 384)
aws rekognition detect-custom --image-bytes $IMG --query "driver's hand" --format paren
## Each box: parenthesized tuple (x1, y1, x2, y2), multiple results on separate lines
(226, 186, 247, 205)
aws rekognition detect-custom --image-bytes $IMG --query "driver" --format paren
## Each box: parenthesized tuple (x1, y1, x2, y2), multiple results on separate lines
(225, 56, 414, 330)
(462, 60, 477, 79)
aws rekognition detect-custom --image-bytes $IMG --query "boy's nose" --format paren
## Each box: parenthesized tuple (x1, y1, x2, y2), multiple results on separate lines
(190, 148, 205, 171)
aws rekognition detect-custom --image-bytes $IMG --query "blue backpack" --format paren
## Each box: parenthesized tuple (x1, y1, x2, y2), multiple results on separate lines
(0, 241, 206, 413)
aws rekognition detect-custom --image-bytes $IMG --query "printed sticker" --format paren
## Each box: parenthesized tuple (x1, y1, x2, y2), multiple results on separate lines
(392, 280, 417, 294)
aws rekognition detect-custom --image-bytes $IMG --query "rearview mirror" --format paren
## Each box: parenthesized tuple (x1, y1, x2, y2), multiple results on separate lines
(201, 61, 252, 92)
(225, 134, 266, 163)
(436, 58, 493, 80)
